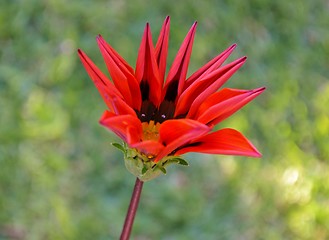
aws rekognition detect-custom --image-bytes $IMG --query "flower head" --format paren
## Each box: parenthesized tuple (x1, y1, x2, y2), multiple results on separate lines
(78, 16, 265, 181)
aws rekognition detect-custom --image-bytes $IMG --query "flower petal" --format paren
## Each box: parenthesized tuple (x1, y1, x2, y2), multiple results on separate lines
(78, 49, 121, 96)
(163, 21, 197, 101)
(175, 128, 262, 157)
(135, 23, 162, 106)
(183, 44, 237, 90)
(131, 140, 165, 157)
(155, 119, 210, 162)
(97, 36, 141, 110)
(97, 35, 134, 74)
(101, 86, 137, 116)
(99, 111, 143, 145)
(78, 49, 135, 115)
(155, 16, 170, 83)
(196, 87, 266, 125)
(175, 56, 247, 117)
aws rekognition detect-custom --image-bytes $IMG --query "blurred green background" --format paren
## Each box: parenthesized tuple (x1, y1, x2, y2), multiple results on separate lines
(1, 0, 328, 239)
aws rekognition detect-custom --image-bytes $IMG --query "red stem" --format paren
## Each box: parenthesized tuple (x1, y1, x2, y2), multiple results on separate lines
(120, 177, 144, 240)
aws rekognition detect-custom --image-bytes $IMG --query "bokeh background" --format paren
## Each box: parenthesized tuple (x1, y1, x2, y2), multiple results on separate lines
(1, 0, 328, 239)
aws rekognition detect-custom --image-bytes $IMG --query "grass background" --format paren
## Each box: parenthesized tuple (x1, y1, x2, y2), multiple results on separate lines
(0, 0, 328, 239)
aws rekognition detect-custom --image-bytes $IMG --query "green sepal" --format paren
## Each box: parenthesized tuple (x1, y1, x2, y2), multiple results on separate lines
(168, 157, 189, 166)
(154, 165, 167, 175)
(141, 166, 148, 175)
(111, 142, 126, 153)
(124, 148, 162, 181)
(121, 146, 189, 181)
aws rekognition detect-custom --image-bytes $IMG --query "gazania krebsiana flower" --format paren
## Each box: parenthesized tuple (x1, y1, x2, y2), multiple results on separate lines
(78, 17, 265, 181)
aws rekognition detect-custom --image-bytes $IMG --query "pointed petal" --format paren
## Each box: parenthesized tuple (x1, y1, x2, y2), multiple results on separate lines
(78, 49, 135, 115)
(131, 140, 165, 157)
(184, 57, 247, 118)
(97, 38, 132, 106)
(135, 23, 162, 106)
(99, 111, 142, 145)
(175, 128, 262, 158)
(155, 16, 170, 83)
(163, 22, 197, 101)
(78, 49, 120, 96)
(183, 44, 237, 90)
(99, 84, 137, 116)
(154, 119, 210, 162)
(97, 35, 134, 74)
(175, 56, 247, 117)
(97, 36, 141, 110)
(196, 87, 266, 125)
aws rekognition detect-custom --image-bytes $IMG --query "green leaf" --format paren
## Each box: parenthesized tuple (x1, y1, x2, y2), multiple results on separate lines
(111, 142, 126, 153)
(159, 166, 167, 174)
(141, 166, 148, 175)
(177, 158, 189, 166)
(154, 165, 167, 174)
(170, 157, 189, 166)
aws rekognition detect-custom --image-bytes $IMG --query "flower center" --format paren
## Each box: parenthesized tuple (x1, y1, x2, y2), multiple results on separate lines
(136, 100, 176, 124)
(142, 120, 161, 141)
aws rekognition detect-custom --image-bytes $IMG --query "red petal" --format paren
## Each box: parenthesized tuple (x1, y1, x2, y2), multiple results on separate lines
(135, 23, 162, 106)
(163, 21, 197, 100)
(183, 44, 237, 90)
(175, 56, 247, 117)
(97, 36, 141, 110)
(186, 57, 247, 118)
(78, 49, 135, 115)
(196, 87, 266, 125)
(154, 119, 210, 162)
(78, 49, 120, 96)
(155, 16, 170, 83)
(131, 140, 165, 156)
(175, 128, 262, 157)
(99, 111, 142, 145)
(97, 35, 134, 74)
(99, 84, 137, 116)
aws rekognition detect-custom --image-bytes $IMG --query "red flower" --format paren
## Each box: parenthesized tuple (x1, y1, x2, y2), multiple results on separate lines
(78, 17, 265, 180)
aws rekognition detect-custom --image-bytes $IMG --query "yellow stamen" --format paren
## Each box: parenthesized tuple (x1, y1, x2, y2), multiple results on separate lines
(142, 120, 161, 141)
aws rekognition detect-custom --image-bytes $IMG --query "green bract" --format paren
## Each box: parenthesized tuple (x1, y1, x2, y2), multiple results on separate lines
(113, 143, 188, 181)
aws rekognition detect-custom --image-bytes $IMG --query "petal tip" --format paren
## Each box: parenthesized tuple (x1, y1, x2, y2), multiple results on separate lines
(230, 43, 237, 49)
(251, 87, 266, 96)
(251, 147, 262, 158)
(164, 15, 170, 22)
(77, 49, 86, 58)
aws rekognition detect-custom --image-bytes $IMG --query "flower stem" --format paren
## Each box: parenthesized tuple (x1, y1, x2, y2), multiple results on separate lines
(120, 177, 144, 240)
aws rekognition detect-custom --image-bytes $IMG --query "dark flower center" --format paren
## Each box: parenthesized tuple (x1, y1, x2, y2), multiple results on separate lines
(136, 81, 178, 123)
(136, 100, 176, 123)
